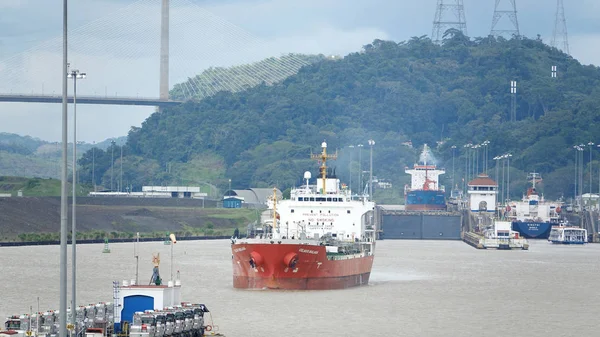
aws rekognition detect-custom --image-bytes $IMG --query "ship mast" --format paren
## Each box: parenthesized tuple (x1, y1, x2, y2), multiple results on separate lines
(311, 141, 338, 195)
(423, 144, 429, 189)
(272, 187, 278, 230)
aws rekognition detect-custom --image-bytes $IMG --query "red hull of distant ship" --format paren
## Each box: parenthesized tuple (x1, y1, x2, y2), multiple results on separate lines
(231, 242, 373, 290)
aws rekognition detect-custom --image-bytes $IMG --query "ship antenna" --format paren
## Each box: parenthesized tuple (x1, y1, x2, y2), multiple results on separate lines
(311, 141, 337, 195)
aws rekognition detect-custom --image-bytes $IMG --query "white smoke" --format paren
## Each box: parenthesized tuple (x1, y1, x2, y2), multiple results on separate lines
(419, 143, 437, 166)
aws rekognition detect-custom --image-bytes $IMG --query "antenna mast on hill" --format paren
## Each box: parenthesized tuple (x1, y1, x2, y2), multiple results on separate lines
(432, 0, 468, 44)
(490, 0, 520, 38)
(551, 0, 570, 55)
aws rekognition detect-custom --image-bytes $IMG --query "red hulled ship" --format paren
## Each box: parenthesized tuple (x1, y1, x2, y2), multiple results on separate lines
(231, 141, 377, 290)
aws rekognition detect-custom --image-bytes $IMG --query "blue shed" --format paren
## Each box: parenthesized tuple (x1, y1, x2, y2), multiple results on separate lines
(223, 196, 243, 208)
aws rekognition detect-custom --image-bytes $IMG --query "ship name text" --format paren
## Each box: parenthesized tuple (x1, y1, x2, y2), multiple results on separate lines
(299, 248, 319, 255)
(233, 247, 246, 252)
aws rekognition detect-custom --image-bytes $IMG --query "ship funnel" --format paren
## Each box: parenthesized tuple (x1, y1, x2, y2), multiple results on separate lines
(321, 141, 327, 148)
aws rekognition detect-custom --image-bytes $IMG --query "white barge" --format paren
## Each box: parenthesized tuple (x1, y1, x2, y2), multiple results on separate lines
(465, 220, 529, 250)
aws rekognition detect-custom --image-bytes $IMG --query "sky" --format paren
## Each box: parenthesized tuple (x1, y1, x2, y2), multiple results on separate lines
(0, 0, 598, 143)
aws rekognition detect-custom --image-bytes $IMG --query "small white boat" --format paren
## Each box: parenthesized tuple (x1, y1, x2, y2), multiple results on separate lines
(548, 225, 588, 244)
(479, 219, 529, 250)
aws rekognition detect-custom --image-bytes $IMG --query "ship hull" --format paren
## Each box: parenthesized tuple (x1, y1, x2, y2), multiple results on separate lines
(231, 241, 374, 290)
(405, 190, 447, 211)
(550, 240, 586, 245)
(511, 221, 554, 239)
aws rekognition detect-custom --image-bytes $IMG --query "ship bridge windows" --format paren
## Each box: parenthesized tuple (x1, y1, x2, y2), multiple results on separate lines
(347, 210, 351, 214)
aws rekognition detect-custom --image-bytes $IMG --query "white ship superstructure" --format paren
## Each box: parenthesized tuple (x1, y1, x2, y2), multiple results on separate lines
(404, 144, 445, 192)
(266, 142, 375, 242)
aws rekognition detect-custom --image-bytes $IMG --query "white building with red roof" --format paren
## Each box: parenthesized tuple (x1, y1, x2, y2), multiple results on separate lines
(467, 174, 498, 213)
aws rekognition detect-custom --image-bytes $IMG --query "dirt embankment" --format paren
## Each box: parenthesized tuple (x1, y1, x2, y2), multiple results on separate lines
(0, 196, 247, 239)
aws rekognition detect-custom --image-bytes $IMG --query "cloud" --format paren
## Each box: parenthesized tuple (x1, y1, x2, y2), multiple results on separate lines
(0, 0, 599, 142)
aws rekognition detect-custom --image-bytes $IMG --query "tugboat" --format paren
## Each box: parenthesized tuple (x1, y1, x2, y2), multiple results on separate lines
(2, 250, 224, 337)
(231, 141, 377, 290)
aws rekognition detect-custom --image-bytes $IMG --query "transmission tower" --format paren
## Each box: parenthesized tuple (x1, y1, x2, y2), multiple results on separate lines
(551, 0, 570, 55)
(490, 0, 520, 38)
(432, 0, 468, 44)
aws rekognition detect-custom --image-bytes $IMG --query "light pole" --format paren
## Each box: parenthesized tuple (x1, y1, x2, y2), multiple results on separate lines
(120, 143, 123, 192)
(451, 145, 456, 188)
(501, 154, 506, 204)
(368, 139, 375, 199)
(579, 145, 585, 207)
(92, 142, 96, 192)
(59, 2, 68, 337)
(482, 140, 490, 173)
(493, 156, 500, 206)
(111, 140, 116, 191)
(348, 145, 354, 196)
(463, 143, 472, 191)
(358, 144, 363, 194)
(67, 68, 85, 325)
(228, 178, 232, 192)
(506, 153, 512, 201)
(588, 142, 594, 197)
(597, 144, 600, 200)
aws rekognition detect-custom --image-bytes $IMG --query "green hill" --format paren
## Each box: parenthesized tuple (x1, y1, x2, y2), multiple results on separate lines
(79, 33, 600, 201)
(0, 133, 126, 180)
(0, 176, 64, 196)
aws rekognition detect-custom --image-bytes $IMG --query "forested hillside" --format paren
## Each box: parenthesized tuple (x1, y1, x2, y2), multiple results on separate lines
(0, 133, 125, 180)
(78, 32, 600, 201)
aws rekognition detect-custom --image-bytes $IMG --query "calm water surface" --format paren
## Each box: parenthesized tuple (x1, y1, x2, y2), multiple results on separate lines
(1, 240, 599, 337)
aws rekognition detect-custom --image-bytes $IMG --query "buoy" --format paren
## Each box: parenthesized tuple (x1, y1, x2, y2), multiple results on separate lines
(102, 238, 111, 253)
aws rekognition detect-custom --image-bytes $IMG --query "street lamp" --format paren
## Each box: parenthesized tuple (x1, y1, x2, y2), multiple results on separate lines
(493, 156, 501, 206)
(228, 178, 232, 192)
(92, 141, 96, 192)
(506, 153, 512, 201)
(597, 144, 600, 198)
(111, 140, 116, 191)
(67, 68, 85, 329)
(481, 140, 490, 173)
(120, 143, 124, 192)
(368, 139, 375, 199)
(588, 142, 594, 196)
(59, 2, 68, 337)
(451, 145, 457, 188)
(463, 143, 472, 191)
(348, 145, 355, 196)
(357, 144, 363, 194)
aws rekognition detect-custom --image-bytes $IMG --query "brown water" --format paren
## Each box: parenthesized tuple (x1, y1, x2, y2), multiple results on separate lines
(1, 239, 599, 337)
